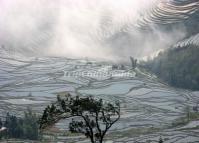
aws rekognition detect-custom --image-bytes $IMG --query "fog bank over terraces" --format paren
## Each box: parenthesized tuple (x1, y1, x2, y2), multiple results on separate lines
(0, 0, 199, 61)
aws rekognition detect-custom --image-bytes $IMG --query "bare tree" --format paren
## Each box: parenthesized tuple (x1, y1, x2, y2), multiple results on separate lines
(40, 94, 120, 143)
(130, 56, 137, 69)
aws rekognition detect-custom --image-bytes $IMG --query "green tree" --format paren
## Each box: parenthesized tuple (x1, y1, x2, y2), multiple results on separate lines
(3, 110, 39, 140)
(23, 108, 39, 140)
(142, 44, 199, 90)
(15, 118, 24, 138)
(0, 118, 3, 140)
(0, 118, 2, 129)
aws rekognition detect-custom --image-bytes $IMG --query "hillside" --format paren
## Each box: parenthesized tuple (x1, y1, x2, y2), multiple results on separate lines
(142, 44, 199, 90)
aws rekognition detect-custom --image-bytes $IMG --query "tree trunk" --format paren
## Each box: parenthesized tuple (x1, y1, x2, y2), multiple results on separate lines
(89, 136, 95, 143)
(100, 135, 105, 143)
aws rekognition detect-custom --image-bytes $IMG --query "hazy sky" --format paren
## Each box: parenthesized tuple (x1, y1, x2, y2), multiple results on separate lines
(0, 0, 196, 61)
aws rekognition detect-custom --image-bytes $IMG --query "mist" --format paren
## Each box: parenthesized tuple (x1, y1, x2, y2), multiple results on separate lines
(0, 0, 189, 61)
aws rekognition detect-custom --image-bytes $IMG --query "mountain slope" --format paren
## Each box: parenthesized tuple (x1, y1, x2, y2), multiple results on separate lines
(142, 44, 199, 90)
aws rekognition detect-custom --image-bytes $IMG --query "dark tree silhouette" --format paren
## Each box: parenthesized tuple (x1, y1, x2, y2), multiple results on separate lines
(130, 56, 137, 69)
(0, 110, 39, 140)
(40, 94, 120, 143)
(159, 136, 163, 143)
(0, 119, 2, 129)
(142, 44, 199, 90)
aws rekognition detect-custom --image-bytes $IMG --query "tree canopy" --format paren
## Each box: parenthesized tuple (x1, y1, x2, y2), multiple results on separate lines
(40, 94, 120, 143)
(0, 109, 39, 140)
(142, 44, 199, 90)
